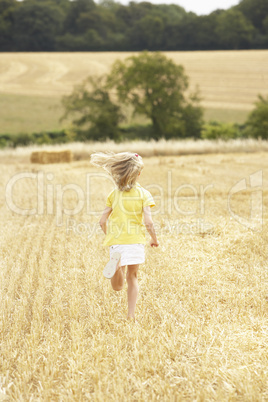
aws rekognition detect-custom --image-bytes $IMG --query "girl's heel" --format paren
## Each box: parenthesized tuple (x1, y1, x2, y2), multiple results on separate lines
(103, 252, 121, 279)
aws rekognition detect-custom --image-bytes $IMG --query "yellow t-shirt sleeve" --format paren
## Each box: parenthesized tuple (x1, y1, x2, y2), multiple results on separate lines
(143, 189, 155, 208)
(106, 190, 114, 208)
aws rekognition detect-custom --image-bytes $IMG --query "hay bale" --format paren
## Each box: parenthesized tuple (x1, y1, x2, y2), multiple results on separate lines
(30, 150, 73, 164)
(30, 151, 43, 163)
(42, 150, 73, 164)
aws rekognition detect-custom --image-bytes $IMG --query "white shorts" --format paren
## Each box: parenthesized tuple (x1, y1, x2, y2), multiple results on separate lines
(109, 244, 145, 266)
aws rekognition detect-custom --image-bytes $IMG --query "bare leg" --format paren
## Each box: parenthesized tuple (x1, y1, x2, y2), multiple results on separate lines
(111, 265, 126, 291)
(126, 264, 139, 319)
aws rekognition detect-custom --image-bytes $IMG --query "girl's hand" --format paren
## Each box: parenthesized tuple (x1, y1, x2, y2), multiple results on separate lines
(150, 239, 159, 247)
(99, 207, 112, 235)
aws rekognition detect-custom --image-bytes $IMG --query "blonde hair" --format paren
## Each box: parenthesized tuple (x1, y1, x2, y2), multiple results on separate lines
(90, 152, 144, 191)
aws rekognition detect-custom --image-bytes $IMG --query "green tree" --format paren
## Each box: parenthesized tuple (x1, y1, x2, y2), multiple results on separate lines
(245, 95, 268, 139)
(263, 15, 268, 34)
(162, 12, 199, 50)
(62, 0, 95, 35)
(56, 29, 104, 51)
(0, 0, 17, 50)
(215, 9, 255, 49)
(1, 0, 268, 52)
(107, 51, 203, 139)
(193, 13, 219, 50)
(237, 0, 268, 32)
(62, 77, 124, 141)
(13, 0, 64, 51)
(130, 15, 164, 50)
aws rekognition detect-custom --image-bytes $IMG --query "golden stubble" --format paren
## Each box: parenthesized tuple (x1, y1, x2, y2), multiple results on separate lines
(0, 152, 267, 400)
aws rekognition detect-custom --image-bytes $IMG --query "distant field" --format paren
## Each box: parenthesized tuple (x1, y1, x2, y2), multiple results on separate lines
(0, 51, 267, 134)
(0, 94, 249, 135)
(0, 94, 67, 135)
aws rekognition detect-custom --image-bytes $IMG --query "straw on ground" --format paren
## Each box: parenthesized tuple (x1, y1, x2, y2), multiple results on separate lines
(0, 151, 267, 400)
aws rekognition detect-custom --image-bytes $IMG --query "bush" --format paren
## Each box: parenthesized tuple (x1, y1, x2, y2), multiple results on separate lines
(201, 122, 243, 140)
(32, 132, 52, 145)
(51, 130, 76, 143)
(0, 130, 76, 149)
(31, 130, 73, 145)
(119, 125, 154, 141)
(0, 134, 12, 148)
(245, 95, 268, 139)
(0, 138, 7, 148)
(12, 133, 33, 147)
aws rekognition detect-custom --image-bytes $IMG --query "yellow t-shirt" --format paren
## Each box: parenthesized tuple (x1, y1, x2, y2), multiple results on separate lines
(103, 183, 155, 246)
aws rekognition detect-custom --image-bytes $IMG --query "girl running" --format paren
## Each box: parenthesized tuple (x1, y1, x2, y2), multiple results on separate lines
(90, 152, 159, 320)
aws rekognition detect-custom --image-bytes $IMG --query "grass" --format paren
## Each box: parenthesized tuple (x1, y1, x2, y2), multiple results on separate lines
(0, 94, 248, 136)
(0, 94, 67, 135)
(203, 107, 248, 124)
(0, 50, 268, 134)
(0, 151, 268, 400)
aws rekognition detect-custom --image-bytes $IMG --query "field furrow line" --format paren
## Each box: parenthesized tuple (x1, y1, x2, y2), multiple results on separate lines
(41, 218, 65, 332)
(0, 220, 45, 340)
(0, 216, 29, 297)
(22, 218, 57, 337)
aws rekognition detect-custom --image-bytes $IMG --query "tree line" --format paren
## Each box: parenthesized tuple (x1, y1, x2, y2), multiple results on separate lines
(0, 0, 268, 52)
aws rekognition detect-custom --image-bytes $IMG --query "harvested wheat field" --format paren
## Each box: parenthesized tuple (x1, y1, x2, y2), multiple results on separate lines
(0, 50, 268, 109)
(0, 149, 268, 400)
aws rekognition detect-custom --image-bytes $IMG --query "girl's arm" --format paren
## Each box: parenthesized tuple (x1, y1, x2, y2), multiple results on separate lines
(99, 207, 112, 234)
(143, 206, 159, 247)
